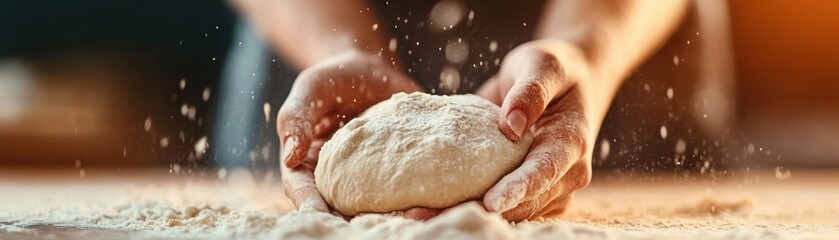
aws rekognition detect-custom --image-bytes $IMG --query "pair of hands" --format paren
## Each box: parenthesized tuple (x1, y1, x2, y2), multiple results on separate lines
(277, 39, 596, 221)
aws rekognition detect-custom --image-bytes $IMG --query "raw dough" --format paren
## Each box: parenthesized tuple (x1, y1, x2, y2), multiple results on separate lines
(315, 92, 534, 215)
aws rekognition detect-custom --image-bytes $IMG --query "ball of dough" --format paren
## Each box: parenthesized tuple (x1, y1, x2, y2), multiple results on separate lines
(315, 92, 534, 215)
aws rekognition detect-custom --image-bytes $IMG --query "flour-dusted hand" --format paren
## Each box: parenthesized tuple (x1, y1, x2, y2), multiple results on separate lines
(278, 51, 422, 213)
(476, 40, 600, 221)
(471, 0, 689, 221)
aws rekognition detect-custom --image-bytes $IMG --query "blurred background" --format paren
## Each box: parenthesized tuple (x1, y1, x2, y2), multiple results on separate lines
(0, 0, 837, 178)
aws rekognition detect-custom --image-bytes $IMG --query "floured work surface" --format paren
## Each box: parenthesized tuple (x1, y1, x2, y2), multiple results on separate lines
(0, 168, 837, 240)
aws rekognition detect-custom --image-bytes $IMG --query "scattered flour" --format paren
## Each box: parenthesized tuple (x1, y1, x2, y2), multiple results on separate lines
(1, 169, 837, 239)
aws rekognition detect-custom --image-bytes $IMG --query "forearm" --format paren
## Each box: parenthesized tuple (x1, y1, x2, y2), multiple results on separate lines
(230, 0, 397, 70)
(537, 0, 688, 92)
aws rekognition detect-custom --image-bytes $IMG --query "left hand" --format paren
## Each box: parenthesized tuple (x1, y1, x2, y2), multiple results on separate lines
(276, 51, 423, 215)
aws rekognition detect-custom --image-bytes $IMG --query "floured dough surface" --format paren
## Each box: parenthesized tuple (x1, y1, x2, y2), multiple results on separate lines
(315, 92, 534, 215)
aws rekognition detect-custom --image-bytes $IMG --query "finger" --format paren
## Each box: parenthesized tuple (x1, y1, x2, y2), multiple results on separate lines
(280, 140, 329, 212)
(401, 207, 443, 221)
(483, 142, 574, 213)
(485, 94, 587, 213)
(502, 162, 591, 221)
(501, 161, 588, 220)
(500, 190, 554, 221)
(533, 193, 573, 218)
(475, 76, 503, 105)
(498, 169, 577, 221)
(497, 52, 573, 141)
(281, 164, 328, 212)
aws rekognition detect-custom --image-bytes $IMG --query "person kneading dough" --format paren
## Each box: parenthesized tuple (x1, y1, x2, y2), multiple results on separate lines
(315, 92, 534, 215)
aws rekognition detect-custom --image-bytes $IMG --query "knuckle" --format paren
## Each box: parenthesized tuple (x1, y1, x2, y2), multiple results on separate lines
(534, 51, 562, 74)
(275, 108, 294, 134)
(516, 45, 553, 62)
(534, 153, 562, 181)
(568, 125, 588, 152)
(276, 108, 315, 139)
(541, 113, 588, 154)
(518, 80, 550, 107)
(537, 195, 571, 217)
(522, 47, 565, 80)
(294, 71, 316, 86)
(293, 69, 331, 92)
(577, 170, 592, 190)
(569, 161, 592, 190)
(276, 107, 291, 124)
(502, 203, 537, 222)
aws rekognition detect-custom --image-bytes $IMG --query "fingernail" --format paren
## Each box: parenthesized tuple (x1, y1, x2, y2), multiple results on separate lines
(488, 181, 527, 212)
(281, 137, 298, 167)
(506, 109, 528, 139)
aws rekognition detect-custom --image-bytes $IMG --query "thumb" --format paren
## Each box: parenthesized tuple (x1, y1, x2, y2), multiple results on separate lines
(277, 74, 323, 168)
(497, 55, 568, 141)
(277, 105, 316, 168)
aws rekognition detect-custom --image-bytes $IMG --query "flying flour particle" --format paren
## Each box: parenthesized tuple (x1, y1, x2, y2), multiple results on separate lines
(144, 117, 152, 132)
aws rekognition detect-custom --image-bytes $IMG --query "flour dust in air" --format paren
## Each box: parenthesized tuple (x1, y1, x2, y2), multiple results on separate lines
(428, 0, 466, 32)
(144, 117, 152, 132)
(263, 102, 271, 124)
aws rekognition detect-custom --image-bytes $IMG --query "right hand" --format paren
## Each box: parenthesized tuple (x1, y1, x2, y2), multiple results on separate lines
(475, 40, 596, 221)
(277, 50, 422, 213)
